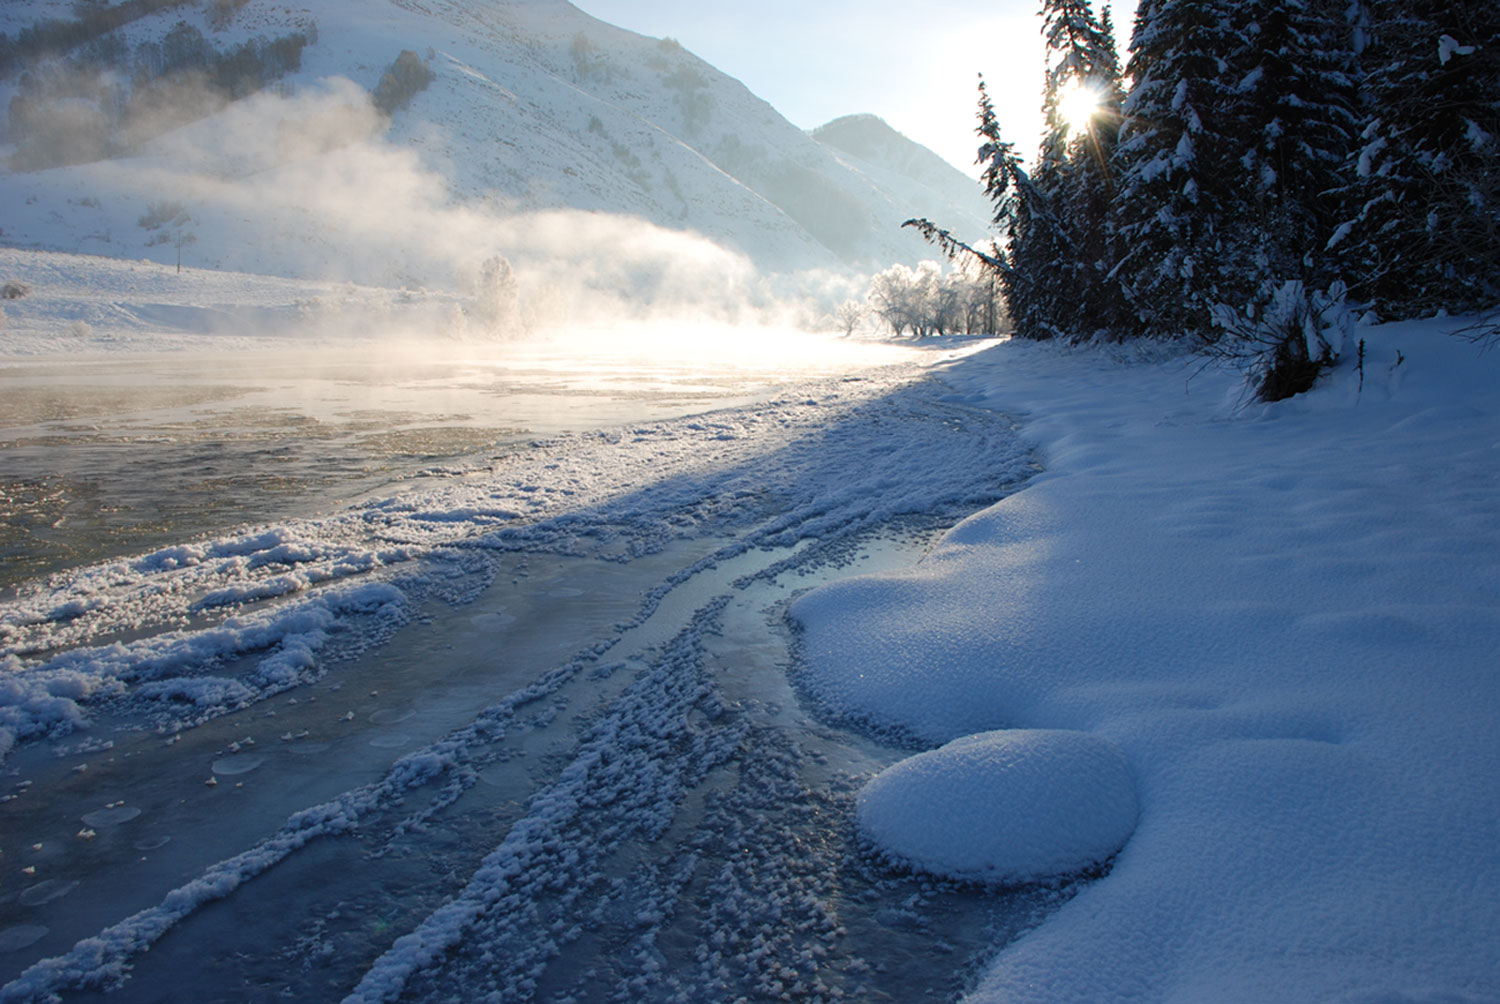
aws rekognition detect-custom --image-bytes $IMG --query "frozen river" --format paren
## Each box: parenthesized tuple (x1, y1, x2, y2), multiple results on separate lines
(0, 333, 1067, 1003)
(0, 332, 899, 589)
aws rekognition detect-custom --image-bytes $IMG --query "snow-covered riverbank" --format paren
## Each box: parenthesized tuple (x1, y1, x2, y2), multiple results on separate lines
(796, 319, 1500, 1002)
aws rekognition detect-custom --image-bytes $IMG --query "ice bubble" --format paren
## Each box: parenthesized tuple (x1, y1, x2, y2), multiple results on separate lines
(18, 879, 79, 907)
(133, 836, 171, 851)
(0, 925, 48, 952)
(368, 708, 414, 725)
(80, 805, 142, 828)
(470, 612, 518, 632)
(369, 733, 414, 749)
(211, 755, 266, 776)
(856, 728, 1138, 885)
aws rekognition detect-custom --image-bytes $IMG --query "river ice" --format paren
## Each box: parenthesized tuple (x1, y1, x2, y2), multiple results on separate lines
(0, 340, 1067, 1003)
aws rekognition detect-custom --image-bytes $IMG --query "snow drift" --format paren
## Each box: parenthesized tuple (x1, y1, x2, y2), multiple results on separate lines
(794, 319, 1500, 1002)
(856, 728, 1138, 884)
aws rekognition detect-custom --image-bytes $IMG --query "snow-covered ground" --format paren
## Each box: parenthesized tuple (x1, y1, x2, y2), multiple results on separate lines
(795, 319, 1500, 1001)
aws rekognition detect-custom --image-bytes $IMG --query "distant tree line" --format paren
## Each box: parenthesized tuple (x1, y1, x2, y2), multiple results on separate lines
(4, 17, 317, 170)
(856, 259, 1007, 338)
(0, 0, 196, 77)
(911, 0, 1499, 399)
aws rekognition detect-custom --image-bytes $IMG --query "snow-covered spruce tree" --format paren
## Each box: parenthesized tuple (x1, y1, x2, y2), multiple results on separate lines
(1108, 0, 1247, 339)
(1182, 0, 1365, 398)
(976, 76, 1056, 339)
(906, 76, 1052, 338)
(910, 4, 1127, 346)
(1033, 0, 1127, 338)
(1334, 0, 1500, 318)
(1222, 0, 1360, 286)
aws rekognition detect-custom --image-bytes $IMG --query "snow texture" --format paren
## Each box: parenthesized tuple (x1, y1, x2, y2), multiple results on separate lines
(793, 321, 1500, 1002)
(856, 728, 1137, 884)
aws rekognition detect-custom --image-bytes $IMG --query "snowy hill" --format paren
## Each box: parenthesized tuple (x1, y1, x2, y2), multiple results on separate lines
(0, 0, 991, 297)
(812, 113, 992, 238)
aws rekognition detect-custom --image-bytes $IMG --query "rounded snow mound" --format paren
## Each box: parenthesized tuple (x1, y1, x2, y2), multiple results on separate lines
(856, 728, 1138, 884)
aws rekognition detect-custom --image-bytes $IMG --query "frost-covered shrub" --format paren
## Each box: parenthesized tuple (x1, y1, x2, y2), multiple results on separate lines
(1, 281, 30, 299)
(865, 260, 1007, 337)
(569, 32, 608, 83)
(1210, 279, 1356, 402)
(136, 199, 186, 230)
(468, 255, 521, 336)
(207, 0, 251, 32)
(834, 299, 865, 336)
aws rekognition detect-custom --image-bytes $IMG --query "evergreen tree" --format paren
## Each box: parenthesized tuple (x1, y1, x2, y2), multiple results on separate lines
(1338, 0, 1500, 316)
(1108, 0, 1244, 338)
(907, 76, 1066, 340)
(976, 76, 1052, 338)
(1034, 0, 1128, 337)
(912, 9, 1126, 342)
(926, 0, 1497, 358)
(1222, 0, 1360, 287)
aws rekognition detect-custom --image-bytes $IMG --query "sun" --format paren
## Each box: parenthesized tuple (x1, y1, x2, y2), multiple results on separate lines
(1058, 82, 1102, 136)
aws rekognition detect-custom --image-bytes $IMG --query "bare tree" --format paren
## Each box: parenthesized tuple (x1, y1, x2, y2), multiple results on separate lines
(138, 200, 195, 273)
(471, 255, 522, 335)
(834, 299, 865, 336)
(865, 260, 1007, 337)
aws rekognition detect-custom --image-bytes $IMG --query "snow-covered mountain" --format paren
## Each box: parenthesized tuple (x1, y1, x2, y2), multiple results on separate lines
(0, 0, 991, 294)
(813, 113, 993, 241)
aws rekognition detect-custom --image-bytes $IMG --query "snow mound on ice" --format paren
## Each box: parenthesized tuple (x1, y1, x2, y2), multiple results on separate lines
(857, 729, 1137, 884)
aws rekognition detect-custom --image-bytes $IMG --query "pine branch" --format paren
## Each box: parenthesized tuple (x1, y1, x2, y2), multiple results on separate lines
(902, 219, 1011, 275)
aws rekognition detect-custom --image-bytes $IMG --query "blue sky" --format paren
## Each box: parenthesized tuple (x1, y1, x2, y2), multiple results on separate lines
(571, 0, 1138, 177)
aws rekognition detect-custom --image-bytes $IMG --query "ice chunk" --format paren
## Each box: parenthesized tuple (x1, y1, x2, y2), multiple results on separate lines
(80, 805, 142, 828)
(210, 755, 266, 776)
(0, 925, 48, 952)
(18, 879, 79, 907)
(856, 729, 1138, 884)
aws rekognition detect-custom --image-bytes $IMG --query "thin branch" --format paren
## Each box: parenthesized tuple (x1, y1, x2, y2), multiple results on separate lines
(902, 219, 1011, 275)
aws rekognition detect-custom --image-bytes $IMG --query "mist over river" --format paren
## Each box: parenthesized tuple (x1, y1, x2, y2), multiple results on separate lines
(0, 331, 915, 590)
